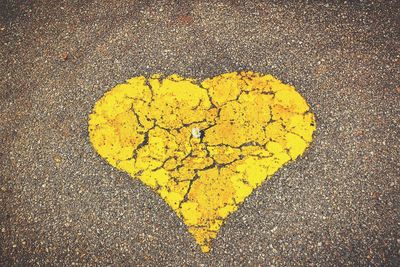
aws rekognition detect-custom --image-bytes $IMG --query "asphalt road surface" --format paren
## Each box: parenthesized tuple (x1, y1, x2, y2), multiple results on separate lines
(1, 0, 399, 266)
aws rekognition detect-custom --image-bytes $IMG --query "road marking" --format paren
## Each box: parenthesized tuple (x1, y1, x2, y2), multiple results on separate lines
(88, 71, 316, 252)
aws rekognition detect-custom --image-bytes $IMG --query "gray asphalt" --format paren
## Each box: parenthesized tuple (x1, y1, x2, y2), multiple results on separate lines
(1, 0, 399, 266)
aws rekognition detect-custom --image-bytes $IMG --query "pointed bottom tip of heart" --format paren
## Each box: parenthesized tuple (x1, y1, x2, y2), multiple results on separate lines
(201, 245, 211, 253)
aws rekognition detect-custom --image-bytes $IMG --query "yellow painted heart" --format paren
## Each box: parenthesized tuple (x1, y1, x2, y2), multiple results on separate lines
(88, 71, 316, 252)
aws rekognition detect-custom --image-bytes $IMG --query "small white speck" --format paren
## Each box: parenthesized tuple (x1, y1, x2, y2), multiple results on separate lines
(191, 128, 201, 138)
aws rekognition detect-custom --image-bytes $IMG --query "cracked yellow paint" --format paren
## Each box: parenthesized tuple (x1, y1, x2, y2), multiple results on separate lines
(88, 71, 316, 252)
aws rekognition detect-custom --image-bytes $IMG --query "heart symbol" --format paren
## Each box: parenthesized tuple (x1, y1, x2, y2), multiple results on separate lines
(89, 71, 316, 252)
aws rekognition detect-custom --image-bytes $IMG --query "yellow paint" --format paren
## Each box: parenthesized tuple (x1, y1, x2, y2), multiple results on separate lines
(88, 71, 316, 252)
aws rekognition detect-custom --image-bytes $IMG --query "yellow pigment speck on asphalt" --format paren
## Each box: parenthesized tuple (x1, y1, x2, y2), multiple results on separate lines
(88, 71, 316, 252)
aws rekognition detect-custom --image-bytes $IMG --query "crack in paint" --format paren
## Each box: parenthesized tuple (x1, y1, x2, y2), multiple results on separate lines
(88, 71, 316, 252)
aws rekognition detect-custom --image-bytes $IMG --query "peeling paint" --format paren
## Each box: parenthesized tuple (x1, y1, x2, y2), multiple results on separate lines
(88, 71, 316, 252)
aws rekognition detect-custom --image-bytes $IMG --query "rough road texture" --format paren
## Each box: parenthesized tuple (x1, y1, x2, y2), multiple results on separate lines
(1, 0, 399, 266)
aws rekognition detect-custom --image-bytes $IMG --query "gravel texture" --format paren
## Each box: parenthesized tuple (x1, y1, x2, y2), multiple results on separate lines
(1, 0, 399, 266)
